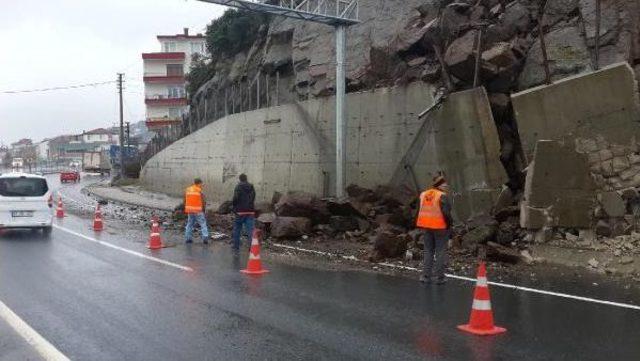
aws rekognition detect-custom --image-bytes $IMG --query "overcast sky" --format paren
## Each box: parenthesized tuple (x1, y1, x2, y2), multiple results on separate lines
(0, 0, 225, 146)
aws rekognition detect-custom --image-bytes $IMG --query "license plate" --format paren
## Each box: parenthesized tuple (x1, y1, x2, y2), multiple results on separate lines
(11, 211, 34, 217)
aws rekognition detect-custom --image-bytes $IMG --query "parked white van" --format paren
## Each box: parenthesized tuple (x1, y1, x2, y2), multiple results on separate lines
(0, 173, 53, 234)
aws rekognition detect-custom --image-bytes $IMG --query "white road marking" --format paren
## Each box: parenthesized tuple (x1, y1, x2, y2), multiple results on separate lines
(53, 225, 193, 272)
(271, 243, 640, 311)
(0, 299, 71, 361)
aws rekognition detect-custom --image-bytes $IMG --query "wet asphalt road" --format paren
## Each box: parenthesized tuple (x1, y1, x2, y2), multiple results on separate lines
(0, 175, 640, 360)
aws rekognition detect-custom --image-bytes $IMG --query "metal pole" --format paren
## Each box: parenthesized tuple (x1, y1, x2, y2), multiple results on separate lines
(473, 27, 483, 88)
(538, 1, 552, 84)
(276, 71, 280, 106)
(266, 73, 270, 107)
(335, 25, 347, 198)
(204, 94, 208, 121)
(224, 88, 229, 116)
(117, 73, 126, 179)
(256, 71, 261, 109)
(231, 84, 235, 114)
(595, 0, 601, 70)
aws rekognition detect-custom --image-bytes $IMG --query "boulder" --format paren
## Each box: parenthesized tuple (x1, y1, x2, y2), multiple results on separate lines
(329, 216, 359, 233)
(486, 241, 522, 264)
(271, 216, 312, 239)
(618, 187, 639, 200)
(326, 199, 367, 218)
(599, 191, 626, 217)
(255, 201, 274, 213)
(346, 184, 378, 203)
(595, 220, 612, 237)
(482, 42, 517, 69)
(518, 25, 593, 89)
(274, 191, 330, 224)
(462, 223, 497, 250)
(217, 200, 233, 214)
(256, 212, 276, 225)
(496, 221, 517, 245)
(444, 30, 478, 81)
(373, 230, 412, 259)
(374, 185, 417, 208)
(375, 208, 414, 229)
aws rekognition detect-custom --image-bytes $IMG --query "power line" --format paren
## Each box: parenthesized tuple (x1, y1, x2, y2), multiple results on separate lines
(0, 80, 116, 94)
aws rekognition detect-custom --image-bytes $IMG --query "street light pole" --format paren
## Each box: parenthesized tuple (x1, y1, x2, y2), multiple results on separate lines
(335, 25, 346, 198)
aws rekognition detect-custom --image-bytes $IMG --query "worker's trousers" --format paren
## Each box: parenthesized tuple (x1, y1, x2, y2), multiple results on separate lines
(422, 229, 450, 282)
(185, 212, 209, 242)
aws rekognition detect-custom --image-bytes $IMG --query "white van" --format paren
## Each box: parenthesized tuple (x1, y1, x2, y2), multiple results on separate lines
(0, 173, 53, 234)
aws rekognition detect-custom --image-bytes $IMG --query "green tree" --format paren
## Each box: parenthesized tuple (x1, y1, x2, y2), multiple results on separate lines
(186, 53, 216, 97)
(205, 9, 269, 57)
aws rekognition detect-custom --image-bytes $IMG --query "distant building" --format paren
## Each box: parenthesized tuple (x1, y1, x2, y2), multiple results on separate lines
(46, 128, 120, 161)
(0, 146, 9, 166)
(36, 139, 51, 160)
(82, 128, 119, 144)
(11, 138, 32, 152)
(142, 27, 206, 130)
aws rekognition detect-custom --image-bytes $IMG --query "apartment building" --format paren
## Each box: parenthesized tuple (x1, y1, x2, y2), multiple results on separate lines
(142, 28, 206, 130)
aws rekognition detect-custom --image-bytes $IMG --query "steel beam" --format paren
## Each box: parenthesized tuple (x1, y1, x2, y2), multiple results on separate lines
(196, 0, 359, 25)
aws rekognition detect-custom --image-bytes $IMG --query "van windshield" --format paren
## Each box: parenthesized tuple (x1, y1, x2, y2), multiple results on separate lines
(0, 177, 49, 197)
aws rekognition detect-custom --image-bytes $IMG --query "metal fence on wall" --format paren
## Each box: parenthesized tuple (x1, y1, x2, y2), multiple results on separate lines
(140, 70, 285, 168)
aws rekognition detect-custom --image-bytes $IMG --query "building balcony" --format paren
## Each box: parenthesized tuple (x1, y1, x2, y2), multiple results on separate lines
(145, 97, 188, 106)
(145, 118, 182, 129)
(143, 75, 185, 84)
(142, 52, 185, 60)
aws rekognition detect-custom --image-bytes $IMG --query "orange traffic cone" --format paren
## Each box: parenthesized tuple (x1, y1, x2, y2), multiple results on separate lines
(241, 229, 269, 275)
(93, 204, 104, 231)
(458, 262, 507, 336)
(56, 196, 64, 218)
(147, 217, 164, 250)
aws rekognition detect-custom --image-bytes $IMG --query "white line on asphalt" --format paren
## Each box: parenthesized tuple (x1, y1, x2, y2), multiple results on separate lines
(0, 299, 71, 361)
(271, 243, 640, 311)
(53, 225, 193, 272)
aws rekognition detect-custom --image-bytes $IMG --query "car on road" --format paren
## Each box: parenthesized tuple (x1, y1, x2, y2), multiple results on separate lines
(60, 170, 80, 183)
(0, 173, 53, 234)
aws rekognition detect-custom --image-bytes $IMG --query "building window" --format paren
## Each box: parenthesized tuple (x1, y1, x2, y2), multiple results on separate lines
(168, 108, 182, 119)
(166, 64, 184, 76)
(191, 42, 204, 55)
(163, 42, 177, 52)
(167, 86, 185, 98)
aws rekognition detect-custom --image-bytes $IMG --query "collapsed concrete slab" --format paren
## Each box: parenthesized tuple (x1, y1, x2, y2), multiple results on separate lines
(520, 140, 597, 229)
(512, 62, 640, 160)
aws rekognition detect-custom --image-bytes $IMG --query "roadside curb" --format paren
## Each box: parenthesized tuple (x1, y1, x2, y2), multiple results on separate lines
(83, 184, 178, 212)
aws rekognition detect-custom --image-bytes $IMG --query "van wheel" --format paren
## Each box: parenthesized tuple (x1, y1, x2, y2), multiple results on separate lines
(42, 227, 52, 236)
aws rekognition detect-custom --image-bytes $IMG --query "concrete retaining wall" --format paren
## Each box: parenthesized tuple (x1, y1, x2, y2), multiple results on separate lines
(512, 62, 640, 159)
(141, 83, 506, 221)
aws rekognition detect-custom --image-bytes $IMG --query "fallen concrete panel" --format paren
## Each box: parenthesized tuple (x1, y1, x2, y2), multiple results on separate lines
(141, 83, 506, 221)
(521, 140, 596, 229)
(512, 62, 640, 159)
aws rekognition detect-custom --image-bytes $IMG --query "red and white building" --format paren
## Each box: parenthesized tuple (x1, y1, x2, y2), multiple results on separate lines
(142, 28, 206, 130)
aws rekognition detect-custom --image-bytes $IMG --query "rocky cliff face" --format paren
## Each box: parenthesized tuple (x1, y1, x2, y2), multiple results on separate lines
(191, 0, 640, 188)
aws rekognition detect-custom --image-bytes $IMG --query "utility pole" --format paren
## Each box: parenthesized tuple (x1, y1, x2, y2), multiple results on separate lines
(125, 122, 131, 147)
(117, 73, 126, 179)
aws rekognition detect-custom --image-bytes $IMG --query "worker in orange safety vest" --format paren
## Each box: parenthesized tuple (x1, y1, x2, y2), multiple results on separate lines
(416, 175, 453, 285)
(184, 178, 210, 244)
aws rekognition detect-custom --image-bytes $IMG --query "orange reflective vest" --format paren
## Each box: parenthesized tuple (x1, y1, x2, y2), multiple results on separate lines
(416, 188, 447, 230)
(184, 184, 204, 214)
